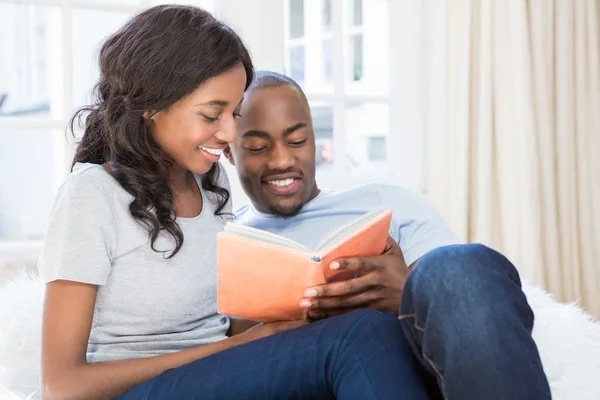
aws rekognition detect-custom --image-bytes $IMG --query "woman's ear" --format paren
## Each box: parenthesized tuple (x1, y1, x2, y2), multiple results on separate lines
(224, 145, 235, 165)
(143, 111, 153, 120)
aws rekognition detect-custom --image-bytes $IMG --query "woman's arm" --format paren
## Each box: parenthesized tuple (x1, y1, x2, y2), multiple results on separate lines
(42, 281, 246, 400)
(227, 317, 260, 336)
(42, 280, 306, 400)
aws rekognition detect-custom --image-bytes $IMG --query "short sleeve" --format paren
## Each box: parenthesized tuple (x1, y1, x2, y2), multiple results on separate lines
(377, 184, 461, 266)
(38, 170, 117, 285)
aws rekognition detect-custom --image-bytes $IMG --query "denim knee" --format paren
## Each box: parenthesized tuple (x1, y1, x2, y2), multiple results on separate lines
(336, 310, 404, 347)
(410, 243, 521, 296)
(404, 244, 531, 328)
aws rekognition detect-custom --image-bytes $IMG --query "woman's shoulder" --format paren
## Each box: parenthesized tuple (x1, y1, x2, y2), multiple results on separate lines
(59, 162, 122, 203)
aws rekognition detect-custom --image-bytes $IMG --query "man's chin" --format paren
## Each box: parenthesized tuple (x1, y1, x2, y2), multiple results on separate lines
(265, 199, 304, 218)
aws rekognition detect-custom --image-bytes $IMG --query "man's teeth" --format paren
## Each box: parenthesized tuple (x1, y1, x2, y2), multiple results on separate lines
(199, 146, 222, 156)
(268, 178, 295, 187)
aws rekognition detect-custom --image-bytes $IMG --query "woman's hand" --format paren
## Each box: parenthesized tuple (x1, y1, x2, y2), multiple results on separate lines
(238, 320, 308, 342)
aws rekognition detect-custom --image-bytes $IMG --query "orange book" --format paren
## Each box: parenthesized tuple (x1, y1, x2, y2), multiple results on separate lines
(217, 209, 393, 322)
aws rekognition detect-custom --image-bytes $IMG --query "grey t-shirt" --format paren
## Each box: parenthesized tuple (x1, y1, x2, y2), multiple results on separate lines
(38, 162, 231, 362)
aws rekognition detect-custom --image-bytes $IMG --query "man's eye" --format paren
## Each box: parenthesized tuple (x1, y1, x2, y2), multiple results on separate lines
(245, 147, 267, 153)
(289, 139, 307, 146)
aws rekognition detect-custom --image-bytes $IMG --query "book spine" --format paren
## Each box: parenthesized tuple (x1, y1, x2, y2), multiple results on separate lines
(307, 255, 325, 287)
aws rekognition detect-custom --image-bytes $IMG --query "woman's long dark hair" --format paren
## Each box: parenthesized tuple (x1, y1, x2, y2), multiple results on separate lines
(70, 5, 254, 258)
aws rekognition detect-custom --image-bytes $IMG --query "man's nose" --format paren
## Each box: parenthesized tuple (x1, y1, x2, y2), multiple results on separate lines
(267, 143, 295, 171)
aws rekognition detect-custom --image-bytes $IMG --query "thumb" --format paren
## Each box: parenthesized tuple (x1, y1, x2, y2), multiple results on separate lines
(383, 235, 401, 254)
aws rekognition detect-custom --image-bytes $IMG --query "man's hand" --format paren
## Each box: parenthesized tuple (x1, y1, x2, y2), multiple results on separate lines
(299, 235, 410, 319)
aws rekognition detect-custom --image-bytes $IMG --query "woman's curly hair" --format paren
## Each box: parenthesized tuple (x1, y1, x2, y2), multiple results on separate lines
(70, 5, 254, 257)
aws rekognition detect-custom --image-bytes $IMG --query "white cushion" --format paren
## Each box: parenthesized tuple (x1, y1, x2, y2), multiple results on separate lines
(1, 275, 599, 399)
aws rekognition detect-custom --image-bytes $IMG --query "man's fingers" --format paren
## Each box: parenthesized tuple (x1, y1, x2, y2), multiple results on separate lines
(300, 288, 381, 310)
(303, 273, 377, 298)
(330, 255, 383, 273)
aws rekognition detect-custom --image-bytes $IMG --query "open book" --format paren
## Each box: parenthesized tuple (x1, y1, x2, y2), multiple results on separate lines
(217, 209, 393, 322)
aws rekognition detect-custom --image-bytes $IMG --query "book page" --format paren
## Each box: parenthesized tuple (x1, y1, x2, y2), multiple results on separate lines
(224, 223, 311, 253)
(315, 209, 388, 255)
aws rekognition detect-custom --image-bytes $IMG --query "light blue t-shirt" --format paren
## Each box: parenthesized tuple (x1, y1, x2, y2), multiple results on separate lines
(234, 182, 460, 267)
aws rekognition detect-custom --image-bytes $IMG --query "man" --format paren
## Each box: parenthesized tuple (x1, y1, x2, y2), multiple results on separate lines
(225, 71, 551, 399)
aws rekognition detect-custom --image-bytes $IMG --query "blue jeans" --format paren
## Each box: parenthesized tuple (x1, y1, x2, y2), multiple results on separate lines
(114, 309, 435, 399)
(116, 243, 551, 399)
(400, 243, 552, 399)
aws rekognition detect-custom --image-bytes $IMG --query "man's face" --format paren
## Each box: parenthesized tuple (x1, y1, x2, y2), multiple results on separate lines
(228, 86, 319, 216)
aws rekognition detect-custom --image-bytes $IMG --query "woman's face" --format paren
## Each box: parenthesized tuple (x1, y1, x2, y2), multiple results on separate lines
(147, 64, 247, 175)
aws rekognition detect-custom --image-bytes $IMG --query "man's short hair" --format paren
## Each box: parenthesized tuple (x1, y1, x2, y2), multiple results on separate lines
(247, 71, 308, 104)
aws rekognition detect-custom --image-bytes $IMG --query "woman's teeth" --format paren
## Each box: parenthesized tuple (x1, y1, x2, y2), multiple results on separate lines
(199, 146, 223, 156)
(268, 178, 295, 187)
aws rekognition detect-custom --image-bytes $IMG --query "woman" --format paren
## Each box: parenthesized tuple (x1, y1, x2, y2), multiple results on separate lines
(38, 5, 432, 399)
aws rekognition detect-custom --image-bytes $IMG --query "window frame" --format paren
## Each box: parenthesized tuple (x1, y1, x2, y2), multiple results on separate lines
(284, 0, 395, 179)
(0, 0, 426, 258)
(0, 0, 152, 259)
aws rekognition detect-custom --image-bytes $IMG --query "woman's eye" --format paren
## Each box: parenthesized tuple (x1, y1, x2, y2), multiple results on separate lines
(233, 112, 243, 118)
(202, 114, 219, 123)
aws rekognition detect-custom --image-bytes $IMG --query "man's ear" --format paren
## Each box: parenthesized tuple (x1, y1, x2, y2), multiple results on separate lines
(224, 145, 235, 165)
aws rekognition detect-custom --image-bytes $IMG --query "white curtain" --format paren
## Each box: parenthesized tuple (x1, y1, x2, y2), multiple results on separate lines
(424, 0, 600, 317)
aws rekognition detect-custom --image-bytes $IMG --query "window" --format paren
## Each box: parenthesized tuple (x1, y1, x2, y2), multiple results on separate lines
(345, 0, 364, 83)
(284, 0, 306, 88)
(322, 0, 332, 32)
(349, 34, 363, 81)
(0, 0, 219, 274)
(350, 0, 363, 26)
(321, 0, 333, 85)
(368, 137, 386, 161)
(322, 39, 333, 85)
(289, 45, 306, 85)
(311, 102, 334, 167)
(283, 0, 394, 190)
(289, 0, 304, 39)
(0, 4, 59, 118)
(0, 0, 426, 272)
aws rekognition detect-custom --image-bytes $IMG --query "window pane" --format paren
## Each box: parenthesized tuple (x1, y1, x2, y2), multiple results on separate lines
(0, 129, 57, 241)
(322, 0, 332, 32)
(289, 0, 304, 39)
(368, 136, 387, 161)
(72, 9, 132, 110)
(289, 45, 306, 86)
(353, 0, 363, 26)
(344, 102, 389, 182)
(0, 4, 61, 118)
(322, 39, 333, 84)
(311, 103, 335, 187)
(344, 0, 388, 95)
(350, 34, 363, 81)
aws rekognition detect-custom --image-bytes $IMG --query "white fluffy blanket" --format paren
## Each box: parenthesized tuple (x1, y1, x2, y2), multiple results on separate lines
(1, 276, 599, 399)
